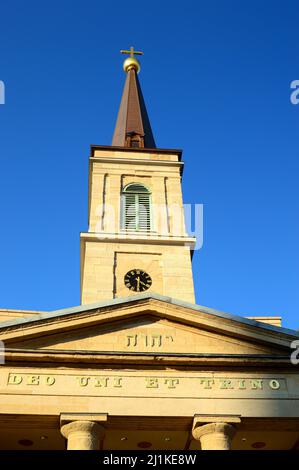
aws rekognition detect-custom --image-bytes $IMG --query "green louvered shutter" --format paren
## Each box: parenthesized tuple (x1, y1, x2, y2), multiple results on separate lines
(122, 184, 151, 231)
(137, 193, 151, 230)
(124, 193, 138, 230)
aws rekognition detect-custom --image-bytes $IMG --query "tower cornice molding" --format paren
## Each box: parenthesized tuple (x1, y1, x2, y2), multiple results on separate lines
(89, 156, 184, 172)
(80, 231, 196, 247)
(90, 144, 182, 159)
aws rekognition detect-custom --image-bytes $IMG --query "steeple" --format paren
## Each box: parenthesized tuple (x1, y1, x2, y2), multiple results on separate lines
(112, 47, 156, 149)
(81, 48, 195, 305)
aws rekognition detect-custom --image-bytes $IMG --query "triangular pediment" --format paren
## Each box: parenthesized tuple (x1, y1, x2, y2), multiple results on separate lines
(5, 314, 289, 355)
(0, 294, 296, 360)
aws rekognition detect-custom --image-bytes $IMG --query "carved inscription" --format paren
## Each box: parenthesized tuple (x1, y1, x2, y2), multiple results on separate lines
(76, 376, 123, 388)
(6, 373, 284, 395)
(8, 374, 56, 386)
(126, 334, 174, 348)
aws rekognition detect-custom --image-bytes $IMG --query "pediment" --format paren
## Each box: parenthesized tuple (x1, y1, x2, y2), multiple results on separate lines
(1, 295, 295, 357)
(7, 315, 287, 355)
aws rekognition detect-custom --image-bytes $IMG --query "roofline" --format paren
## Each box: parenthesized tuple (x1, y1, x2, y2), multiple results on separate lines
(0, 292, 298, 339)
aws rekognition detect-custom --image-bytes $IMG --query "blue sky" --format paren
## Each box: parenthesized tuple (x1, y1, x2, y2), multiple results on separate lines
(0, 0, 298, 329)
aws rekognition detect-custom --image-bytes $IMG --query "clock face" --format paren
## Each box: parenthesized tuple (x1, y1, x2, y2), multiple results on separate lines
(124, 269, 152, 292)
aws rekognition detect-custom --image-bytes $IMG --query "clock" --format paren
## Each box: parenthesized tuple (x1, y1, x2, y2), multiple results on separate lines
(124, 269, 152, 292)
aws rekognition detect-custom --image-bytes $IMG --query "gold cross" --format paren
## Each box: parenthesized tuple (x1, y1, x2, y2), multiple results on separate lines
(120, 46, 144, 58)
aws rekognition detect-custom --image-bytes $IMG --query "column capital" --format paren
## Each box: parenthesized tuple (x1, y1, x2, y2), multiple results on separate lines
(192, 422, 236, 442)
(60, 418, 107, 450)
(192, 417, 240, 450)
(61, 420, 105, 440)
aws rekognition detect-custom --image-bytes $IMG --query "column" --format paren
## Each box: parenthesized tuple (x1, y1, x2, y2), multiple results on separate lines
(61, 420, 105, 450)
(192, 422, 236, 450)
(192, 415, 240, 450)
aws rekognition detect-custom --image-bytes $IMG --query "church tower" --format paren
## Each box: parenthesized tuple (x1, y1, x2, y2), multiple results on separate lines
(80, 48, 196, 304)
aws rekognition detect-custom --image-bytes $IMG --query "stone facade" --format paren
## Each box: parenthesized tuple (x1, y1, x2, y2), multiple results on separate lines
(0, 294, 297, 450)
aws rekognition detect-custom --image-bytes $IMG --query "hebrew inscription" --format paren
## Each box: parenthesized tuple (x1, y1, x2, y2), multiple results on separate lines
(126, 334, 174, 348)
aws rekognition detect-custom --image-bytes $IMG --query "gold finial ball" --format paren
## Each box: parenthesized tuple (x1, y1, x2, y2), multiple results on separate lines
(123, 57, 141, 73)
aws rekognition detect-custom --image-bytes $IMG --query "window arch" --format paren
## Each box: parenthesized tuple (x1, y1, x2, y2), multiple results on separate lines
(121, 183, 151, 231)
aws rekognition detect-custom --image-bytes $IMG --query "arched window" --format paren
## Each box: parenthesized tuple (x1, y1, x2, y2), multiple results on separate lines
(121, 183, 151, 231)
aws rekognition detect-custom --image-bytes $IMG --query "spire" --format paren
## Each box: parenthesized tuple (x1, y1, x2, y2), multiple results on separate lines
(112, 47, 156, 149)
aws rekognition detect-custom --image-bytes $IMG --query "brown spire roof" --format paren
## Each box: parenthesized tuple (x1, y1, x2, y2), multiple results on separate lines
(112, 67, 156, 149)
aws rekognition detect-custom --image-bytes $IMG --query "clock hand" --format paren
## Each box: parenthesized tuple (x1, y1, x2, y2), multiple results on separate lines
(139, 279, 148, 287)
(136, 276, 140, 292)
